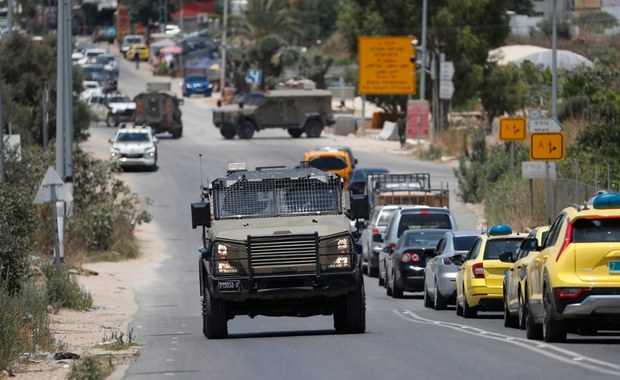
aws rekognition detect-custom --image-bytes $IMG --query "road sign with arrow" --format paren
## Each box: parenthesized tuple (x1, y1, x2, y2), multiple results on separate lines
(530, 133, 564, 161)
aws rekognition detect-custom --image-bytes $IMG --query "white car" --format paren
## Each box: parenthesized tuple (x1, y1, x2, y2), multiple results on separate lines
(80, 81, 103, 101)
(95, 53, 119, 74)
(109, 126, 158, 170)
(77, 48, 107, 65)
(103, 94, 137, 127)
(72, 51, 84, 65)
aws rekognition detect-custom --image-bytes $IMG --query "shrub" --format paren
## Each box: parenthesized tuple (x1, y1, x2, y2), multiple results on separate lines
(68, 355, 114, 380)
(42, 262, 93, 311)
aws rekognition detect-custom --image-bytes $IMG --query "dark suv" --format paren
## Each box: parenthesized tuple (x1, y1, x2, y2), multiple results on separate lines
(375, 206, 458, 287)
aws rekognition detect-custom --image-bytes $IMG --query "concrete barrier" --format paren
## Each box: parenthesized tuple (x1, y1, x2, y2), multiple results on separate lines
(377, 120, 399, 141)
(333, 114, 356, 136)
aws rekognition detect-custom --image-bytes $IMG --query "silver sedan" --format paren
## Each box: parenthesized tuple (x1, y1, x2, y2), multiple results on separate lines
(423, 230, 480, 309)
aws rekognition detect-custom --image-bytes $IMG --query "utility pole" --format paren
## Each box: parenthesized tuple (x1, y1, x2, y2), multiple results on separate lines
(419, 0, 427, 101)
(545, 0, 559, 224)
(220, 0, 228, 95)
(0, 60, 4, 183)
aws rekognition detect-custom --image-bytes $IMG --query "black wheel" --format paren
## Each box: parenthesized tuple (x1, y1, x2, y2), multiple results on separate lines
(172, 128, 183, 139)
(456, 298, 463, 316)
(462, 293, 477, 318)
(182, 92, 188, 97)
(543, 287, 567, 342)
(385, 270, 392, 296)
(433, 281, 448, 310)
(378, 264, 385, 287)
(202, 287, 228, 339)
(361, 263, 368, 276)
(525, 298, 543, 340)
(236, 121, 255, 139)
(334, 275, 366, 334)
(391, 273, 404, 299)
(304, 119, 323, 138)
(288, 128, 303, 138)
(368, 265, 378, 278)
(504, 293, 519, 328)
(221, 128, 235, 139)
(518, 292, 527, 330)
(423, 283, 434, 308)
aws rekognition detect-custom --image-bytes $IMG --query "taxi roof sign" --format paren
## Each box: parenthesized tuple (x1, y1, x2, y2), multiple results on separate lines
(499, 117, 526, 141)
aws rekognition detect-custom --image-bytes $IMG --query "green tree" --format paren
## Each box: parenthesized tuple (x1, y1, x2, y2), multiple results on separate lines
(231, 0, 300, 43)
(479, 63, 529, 123)
(127, 0, 161, 27)
(575, 12, 618, 34)
(246, 35, 288, 90)
(509, 0, 534, 16)
(292, 0, 344, 47)
(298, 51, 334, 89)
(335, 1, 386, 57)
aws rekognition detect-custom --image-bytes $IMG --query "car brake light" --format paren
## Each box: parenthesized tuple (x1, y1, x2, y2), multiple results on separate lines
(372, 228, 379, 235)
(401, 253, 422, 263)
(389, 243, 396, 250)
(420, 210, 429, 215)
(556, 223, 573, 262)
(471, 262, 484, 279)
(557, 288, 589, 299)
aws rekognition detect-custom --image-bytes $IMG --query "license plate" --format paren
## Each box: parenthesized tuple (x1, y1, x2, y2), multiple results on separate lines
(609, 260, 620, 274)
(217, 280, 240, 292)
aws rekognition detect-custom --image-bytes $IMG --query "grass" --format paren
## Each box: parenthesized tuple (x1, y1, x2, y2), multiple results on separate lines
(67, 355, 114, 380)
(42, 262, 93, 312)
(100, 327, 139, 351)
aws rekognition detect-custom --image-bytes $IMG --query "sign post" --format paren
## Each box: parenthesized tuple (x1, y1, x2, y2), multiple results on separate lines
(357, 36, 415, 95)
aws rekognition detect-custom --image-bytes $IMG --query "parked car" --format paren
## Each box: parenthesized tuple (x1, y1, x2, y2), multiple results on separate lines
(520, 192, 620, 342)
(424, 230, 480, 310)
(501, 226, 550, 329)
(109, 125, 158, 170)
(454, 225, 525, 318)
(348, 167, 389, 194)
(126, 43, 150, 61)
(359, 205, 402, 277)
(95, 53, 119, 74)
(77, 48, 106, 65)
(385, 229, 450, 298)
(121, 34, 145, 57)
(376, 206, 458, 287)
(304, 149, 353, 185)
(80, 80, 103, 101)
(182, 74, 213, 97)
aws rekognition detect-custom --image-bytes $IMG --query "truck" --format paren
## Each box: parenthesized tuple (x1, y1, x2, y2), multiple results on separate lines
(133, 83, 183, 138)
(212, 89, 335, 140)
(190, 162, 369, 339)
(366, 173, 450, 210)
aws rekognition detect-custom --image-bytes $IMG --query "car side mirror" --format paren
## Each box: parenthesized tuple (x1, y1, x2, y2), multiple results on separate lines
(498, 251, 515, 263)
(108, 138, 114, 143)
(355, 220, 366, 231)
(191, 201, 211, 228)
(350, 193, 369, 220)
(153, 137, 159, 143)
(372, 233, 383, 243)
(452, 254, 464, 265)
(520, 237, 540, 251)
(382, 246, 393, 255)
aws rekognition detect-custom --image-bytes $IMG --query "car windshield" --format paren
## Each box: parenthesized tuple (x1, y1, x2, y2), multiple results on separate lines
(483, 238, 524, 259)
(186, 75, 207, 82)
(397, 213, 454, 236)
(308, 156, 347, 171)
(377, 209, 398, 225)
(351, 168, 388, 182)
(125, 37, 142, 45)
(82, 65, 105, 75)
(572, 217, 620, 242)
(107, 95, 132, 103)
(96, 56, 115, 64)
(400, 231, 445, 249)
(116, 132, 150, 142)
(453, 235, 478, 251)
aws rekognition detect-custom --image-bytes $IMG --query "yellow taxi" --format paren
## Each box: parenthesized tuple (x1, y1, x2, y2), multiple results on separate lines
(501, 225, 549, 329)
(523, 192, 620, 342)
(455, 225, 524, 318)
(126, 43, 150, 61)
(304, 150, 353, 186)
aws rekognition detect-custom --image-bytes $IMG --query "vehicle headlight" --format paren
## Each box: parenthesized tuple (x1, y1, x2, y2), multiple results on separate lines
(145, 147, 156, 157)
(110, 148, 120, 158)
(185, 83, 191, 88)
(213, 242, 246, 274)
(321, 235, 354, 269)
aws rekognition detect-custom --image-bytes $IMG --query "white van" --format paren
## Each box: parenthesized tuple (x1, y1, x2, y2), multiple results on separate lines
(121, 35, 145, 57)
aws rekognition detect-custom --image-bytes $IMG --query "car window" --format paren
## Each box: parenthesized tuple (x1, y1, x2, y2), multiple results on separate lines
(187, 75, 207, 82)
(453, 235, 478, 251)
(435, 238, 446, 255)
(377, 209, 398, 226)
(116, 132, 150, 142)
(483, 238, 523, 260)
(403, 231, 445, 248)
(397, 213, 453, 237)
(308, 156, 347, 171)
(466, 238, 482, 260)
(572, 217, 620, 242)
(544, 213, 566, 248)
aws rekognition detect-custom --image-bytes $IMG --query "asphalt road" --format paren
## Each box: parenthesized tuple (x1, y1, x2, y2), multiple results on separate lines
(86, 47, 620, 380)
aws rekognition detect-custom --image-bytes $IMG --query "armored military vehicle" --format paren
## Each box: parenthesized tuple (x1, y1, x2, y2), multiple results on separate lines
(190, 162, 369, 339)
(212, 89, 335, 139)
(134, 83, 184, 138)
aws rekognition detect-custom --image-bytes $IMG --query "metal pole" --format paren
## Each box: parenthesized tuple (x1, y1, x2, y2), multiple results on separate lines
(43, 81, 49, 148)
(7, 0, 13, 35)
(220, 0, 228, 96)
(545, 0, 558, 223)
(56, 0, 65, 180)
(360, 95, 366, 136)
(420, 0, 427, 101)
(0, 59, 3, 183)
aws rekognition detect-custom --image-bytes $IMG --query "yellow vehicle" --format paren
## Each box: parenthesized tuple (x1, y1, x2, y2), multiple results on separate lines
(455, 225, 524, 318)
(304, 150, 353, 186)
(126, 43, 150, 61)
(522, 192, 620, 342)
(501, 226, 550, 329)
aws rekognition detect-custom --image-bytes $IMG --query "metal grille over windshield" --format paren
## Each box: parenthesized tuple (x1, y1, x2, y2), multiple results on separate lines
(214, 175, 342, 219)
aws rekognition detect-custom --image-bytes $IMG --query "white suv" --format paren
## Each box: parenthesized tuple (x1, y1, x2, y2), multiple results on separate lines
(109, 125, 158, 170)
(121, 35, 145, 57)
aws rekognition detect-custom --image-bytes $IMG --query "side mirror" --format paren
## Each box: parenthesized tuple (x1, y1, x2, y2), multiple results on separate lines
(191, 201, 211, 228)
(382, 246, 393, 255)
(452, 254, 464, 266)
(498, 251, 515, 263)
(520, 237, 540, 252)
(355, 220, 366, 231)
(153, 137, 159, 143)
(372, 233, 383, 243)
(350, 193, 369, 220)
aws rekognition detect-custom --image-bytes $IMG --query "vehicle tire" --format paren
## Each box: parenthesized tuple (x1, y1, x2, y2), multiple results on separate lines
(182, 92, 188, 97)
(456, 298, 463, 316)
(288, 128, 303, 138)
(202, 287, 228, 339)
(542, 287, 567, 342)
(333, 310, 346, 332)
(304, 119, 323, 138)
(433, 281, 448, 310)
(391, 274, 404, 299)
(361, 263, 368, 276)
(106, 113, 116, 128)
(462, 294, 477, 318)
(423, 283, 434, 308)
(518, 292, 527, 330)
(236, 121, 255, 139)
(172, 128, 183, 139)
(368, 266, 379, 278)
(221, 128, 236, 139)
(339, 276, 366, 334)
(504, 293, 519, 328)
(385, 271, 392, 296)
(525, 299, 543, 340)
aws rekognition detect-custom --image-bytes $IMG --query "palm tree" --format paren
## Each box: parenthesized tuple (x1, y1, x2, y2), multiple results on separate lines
(231, 0, 300, 44)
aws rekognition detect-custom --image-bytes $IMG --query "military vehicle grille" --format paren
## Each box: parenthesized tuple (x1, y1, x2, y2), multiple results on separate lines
(249, 234, 318, 269)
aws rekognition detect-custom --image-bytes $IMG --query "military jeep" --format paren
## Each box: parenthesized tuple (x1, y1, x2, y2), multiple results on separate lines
(134, 91, 184, 138)
(213, 89, 335, 139)
(190, 162, 369, 339)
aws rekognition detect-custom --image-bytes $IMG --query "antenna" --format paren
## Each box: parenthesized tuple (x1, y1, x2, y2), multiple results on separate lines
(199, 154, 205, 199)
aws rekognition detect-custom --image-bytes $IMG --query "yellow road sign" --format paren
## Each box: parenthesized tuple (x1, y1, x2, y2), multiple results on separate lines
(499, 117, 526, 141)
(530, 133, 564, 161)
(358, 36, 415, 95)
